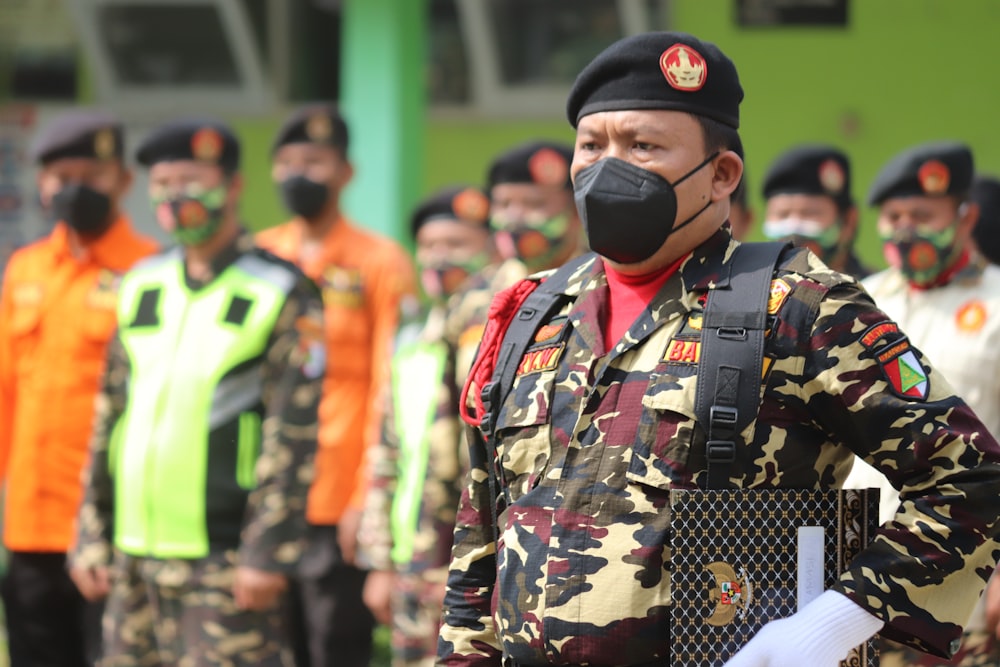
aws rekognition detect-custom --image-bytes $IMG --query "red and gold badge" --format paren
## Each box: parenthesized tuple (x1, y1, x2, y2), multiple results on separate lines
(767, 279, 792, 315)
(93, 128, 116, 160)
(956, 300, 987, 333)
(918, 160, 950, 195)
(191, 127, 223, 162)
(306, 113, 333, 142)
(451, 188, 490, 223)
(818, 159, 845, 194)
(659, 44, 707, 92)
(528, 148, 569, 187)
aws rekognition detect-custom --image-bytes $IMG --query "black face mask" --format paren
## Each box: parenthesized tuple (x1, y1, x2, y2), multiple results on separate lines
(280, 175, 330, 220)
(573, 153, 717, 264)
(50, 183, 113, 238)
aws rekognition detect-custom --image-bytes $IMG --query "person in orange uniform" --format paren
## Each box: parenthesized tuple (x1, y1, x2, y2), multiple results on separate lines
(0, 109, 157, 667)
(256, 103, 417, 667)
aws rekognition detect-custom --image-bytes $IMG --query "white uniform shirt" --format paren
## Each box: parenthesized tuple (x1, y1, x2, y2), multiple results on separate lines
(847, 258, 1000, 630)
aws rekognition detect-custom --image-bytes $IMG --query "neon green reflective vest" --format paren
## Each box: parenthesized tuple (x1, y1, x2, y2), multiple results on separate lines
(112, 248, 295, 559)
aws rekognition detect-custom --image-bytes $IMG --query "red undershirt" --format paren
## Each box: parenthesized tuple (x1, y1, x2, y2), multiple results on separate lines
(602, 253, 688, 353)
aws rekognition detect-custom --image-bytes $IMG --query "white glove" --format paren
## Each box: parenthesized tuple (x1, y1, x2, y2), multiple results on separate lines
(724, 590, 884, 667)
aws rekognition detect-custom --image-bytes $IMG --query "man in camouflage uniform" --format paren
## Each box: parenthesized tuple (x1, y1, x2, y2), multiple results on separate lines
(69, 119, 322, 666)
(437, 32, 1000, 667)
(847, 142, 1000, 666)
(760, 144, 873, 279)
(359, 186, 495, 667)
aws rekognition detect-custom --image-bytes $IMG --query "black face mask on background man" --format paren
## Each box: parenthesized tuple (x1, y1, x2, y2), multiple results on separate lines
(50, 183, 113, 238)
(280, 175, 331, 220)
(573, 153, 717, 264)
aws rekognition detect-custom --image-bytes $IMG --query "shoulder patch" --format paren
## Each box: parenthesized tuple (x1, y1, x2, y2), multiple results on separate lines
(860, 321, 929, 401)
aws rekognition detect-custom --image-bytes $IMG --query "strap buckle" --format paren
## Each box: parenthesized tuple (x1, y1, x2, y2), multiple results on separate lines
(706, 440, 736, 464)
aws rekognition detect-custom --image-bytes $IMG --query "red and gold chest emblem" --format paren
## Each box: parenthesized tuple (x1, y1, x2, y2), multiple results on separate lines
(528, 148, 569, 187)
(918, 160, 950, 195)
(956, 300, 987, 333)
(660, 44, 707, 92)
(191, 127, 223, 162)
(767, 279, 792, 315)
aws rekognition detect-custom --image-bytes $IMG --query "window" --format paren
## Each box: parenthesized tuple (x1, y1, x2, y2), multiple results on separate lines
(434, 0, 669, 116)
(0, 0, 78, 101)
(65, 0, 273, 115)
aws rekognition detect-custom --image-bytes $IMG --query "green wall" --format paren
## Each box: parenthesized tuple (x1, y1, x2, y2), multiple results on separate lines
(672, 0, 1000, 266)
(237, 0, 1000, 270)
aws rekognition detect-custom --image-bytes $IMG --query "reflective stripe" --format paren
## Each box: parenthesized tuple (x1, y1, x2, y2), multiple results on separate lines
(237, 411, 261, 490)
(389, 339, 448, 565)
(114, 252, 293, 558)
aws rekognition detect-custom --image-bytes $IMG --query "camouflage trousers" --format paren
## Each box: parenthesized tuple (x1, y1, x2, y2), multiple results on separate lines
(390, 570, 447, 667)
(100, 550, 294, 667)
(878, 633, 1000, 667)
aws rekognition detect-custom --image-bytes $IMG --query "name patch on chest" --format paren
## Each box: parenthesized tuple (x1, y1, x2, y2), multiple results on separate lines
(663, 338, 702, 364)
(516, 343, 564, 375)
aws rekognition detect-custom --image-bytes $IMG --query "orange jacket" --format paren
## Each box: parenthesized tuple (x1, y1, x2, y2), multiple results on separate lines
(256, 217, 415, 525)
(0, 217, 158, 552)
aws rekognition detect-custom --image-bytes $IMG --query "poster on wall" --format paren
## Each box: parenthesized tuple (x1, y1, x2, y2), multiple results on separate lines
(736, 0, 848, 27)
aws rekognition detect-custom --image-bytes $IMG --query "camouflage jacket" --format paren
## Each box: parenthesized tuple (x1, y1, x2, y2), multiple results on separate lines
(72, 231, 323, 573)
(358, 304, 465, 579)
(438, 228, 1000, 666)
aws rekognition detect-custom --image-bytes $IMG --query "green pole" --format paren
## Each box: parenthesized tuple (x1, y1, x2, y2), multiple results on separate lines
(340, 0, 426, 248)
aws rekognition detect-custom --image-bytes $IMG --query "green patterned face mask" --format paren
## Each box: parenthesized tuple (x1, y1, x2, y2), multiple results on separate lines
(418, 252, 490, 301)
(762, 217, 843, 264)
(152, 185, 228, 246)
(879, 223, 959, 285)
(490, 212, 571, 271)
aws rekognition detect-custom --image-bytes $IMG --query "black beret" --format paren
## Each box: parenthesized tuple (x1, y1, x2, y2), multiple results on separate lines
(971, 175, 1000, 266)
(487, 141, 574, 191)
(868, 141, 973, 206)
(272, 104, 349, 156)
(762, 145, 853, 209)
(410, 185, 490, 239)
(30, 109, 124, 165)
(566, 31, 743, 129)
(136, 118, 240, 173)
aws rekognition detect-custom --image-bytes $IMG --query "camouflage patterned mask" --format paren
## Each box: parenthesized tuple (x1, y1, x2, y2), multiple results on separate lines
(153, 185, 227, 246)
(491, 213, 571, 271)
(763, 217, 843, 264)
(418, 253, 489, 302)
(880, 224, 959, 286)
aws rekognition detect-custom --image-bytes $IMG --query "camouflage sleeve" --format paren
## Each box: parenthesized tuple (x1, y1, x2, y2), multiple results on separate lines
(71, 332, 129, 570)
(238, 276, 323, 573)
(801, 282, 1000, 657)
(437, 423, 502, 667)
(357, 380, 399, 572)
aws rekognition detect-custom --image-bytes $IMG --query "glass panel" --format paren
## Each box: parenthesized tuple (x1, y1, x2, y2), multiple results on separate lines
(98, 4, 240, 86)
(487, 0, 624, 85)
(0, 0, 78, 100)
(428, 0, 469, 104)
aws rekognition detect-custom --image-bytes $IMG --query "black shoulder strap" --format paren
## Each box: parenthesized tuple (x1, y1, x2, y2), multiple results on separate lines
(695, 241, 788, 490)
(477, 252, 594, 546)
(479, 252, 596, 437)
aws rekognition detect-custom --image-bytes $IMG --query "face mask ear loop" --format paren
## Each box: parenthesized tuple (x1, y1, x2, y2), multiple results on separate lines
(666, 152, 720, 236)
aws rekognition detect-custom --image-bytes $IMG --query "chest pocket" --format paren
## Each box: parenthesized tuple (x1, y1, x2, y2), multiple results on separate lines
(493, 365, 556, 499)
(627, 369, 704, 491)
